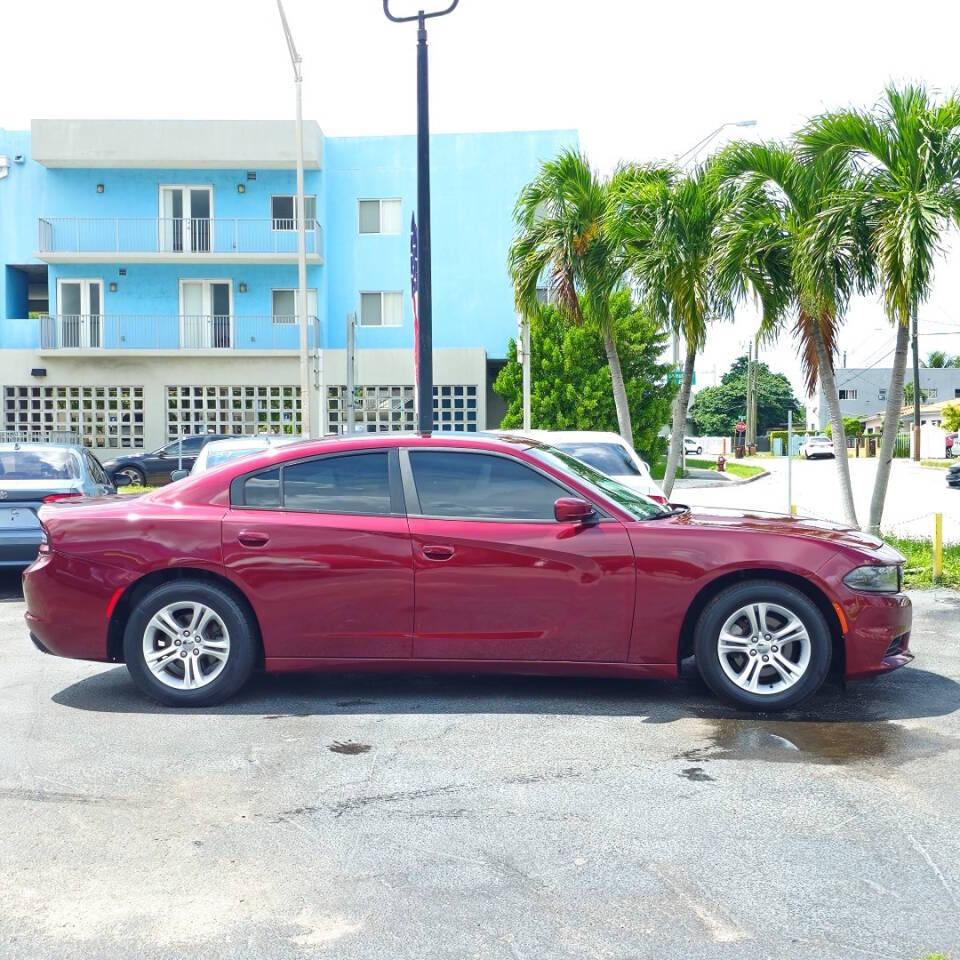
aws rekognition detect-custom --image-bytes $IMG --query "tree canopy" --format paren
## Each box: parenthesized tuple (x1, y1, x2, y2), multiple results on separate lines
(494, 290, 676, 462)
(688, 355, 804, 436)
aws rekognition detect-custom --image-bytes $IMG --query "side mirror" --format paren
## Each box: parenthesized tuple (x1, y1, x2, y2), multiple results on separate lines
(112, 474, 131, 488)
(554, 497, 596, 524)
(170, 469, 189, 482)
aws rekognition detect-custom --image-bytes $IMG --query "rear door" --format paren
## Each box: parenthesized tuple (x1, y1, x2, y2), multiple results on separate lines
(221, 448, 415, 659)
(403, 448, 635, 662)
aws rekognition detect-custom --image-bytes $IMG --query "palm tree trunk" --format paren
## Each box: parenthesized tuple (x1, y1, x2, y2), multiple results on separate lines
(867, 319, 911, 535)
(601, 322, 634, 446)
(662, 342, 696, 499)
(809, 320, 859, 529)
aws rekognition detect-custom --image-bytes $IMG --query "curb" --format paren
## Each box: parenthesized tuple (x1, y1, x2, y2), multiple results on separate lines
(681, 467, 770, 487)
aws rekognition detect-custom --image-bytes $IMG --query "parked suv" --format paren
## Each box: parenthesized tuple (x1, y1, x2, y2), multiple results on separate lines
(102, 434, 245, 486)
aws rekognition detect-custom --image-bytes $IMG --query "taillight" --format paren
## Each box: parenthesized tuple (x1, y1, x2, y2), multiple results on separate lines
(42, 492, 82, 503)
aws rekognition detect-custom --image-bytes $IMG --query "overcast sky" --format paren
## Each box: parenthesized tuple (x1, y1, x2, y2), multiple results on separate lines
(3, 0, 959, 408)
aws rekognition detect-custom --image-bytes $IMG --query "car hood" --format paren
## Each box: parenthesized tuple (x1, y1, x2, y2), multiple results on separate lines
(665, 506, 896, 555)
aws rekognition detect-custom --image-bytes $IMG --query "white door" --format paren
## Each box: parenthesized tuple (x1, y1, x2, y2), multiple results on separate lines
(179, 280, 231, 348)
(160, 186, 213, 252)
(57, 279, 102, 348)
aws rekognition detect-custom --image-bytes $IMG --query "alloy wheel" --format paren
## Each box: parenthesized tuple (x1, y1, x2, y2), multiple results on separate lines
(141, 601, 231, 690)
(716, 601, 811, 695)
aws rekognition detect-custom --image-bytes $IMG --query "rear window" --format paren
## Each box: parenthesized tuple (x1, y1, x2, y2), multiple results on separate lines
(0, 449, 81, 481)
(553, 442, 641, 477)
(243, 468, 280, 507)
(282, 453, 391, 515)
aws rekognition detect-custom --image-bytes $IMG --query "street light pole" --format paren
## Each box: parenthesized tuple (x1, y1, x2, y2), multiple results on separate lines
(276, 0, 312, 438)
(383, 1, 459, 432)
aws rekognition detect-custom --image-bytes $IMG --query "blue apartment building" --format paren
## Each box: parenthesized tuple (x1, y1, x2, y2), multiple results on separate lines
(0, 120, 576, 453)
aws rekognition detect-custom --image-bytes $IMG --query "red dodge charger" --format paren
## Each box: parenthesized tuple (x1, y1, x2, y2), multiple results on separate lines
(23, 433, 913, 710)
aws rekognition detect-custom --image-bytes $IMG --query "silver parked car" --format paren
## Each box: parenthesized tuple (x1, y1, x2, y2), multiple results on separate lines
(169, 435, 303, 482)
(0, 443, 127, 567)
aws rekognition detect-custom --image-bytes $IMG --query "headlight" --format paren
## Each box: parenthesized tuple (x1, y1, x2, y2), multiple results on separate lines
(843, 564, 902, 593)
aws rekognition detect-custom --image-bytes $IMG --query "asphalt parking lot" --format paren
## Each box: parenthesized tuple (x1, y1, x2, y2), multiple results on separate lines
(1, 571, 959, 960)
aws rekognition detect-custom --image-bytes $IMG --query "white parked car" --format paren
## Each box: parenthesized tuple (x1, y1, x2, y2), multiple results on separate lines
(683, 437, 703, 455)
(497, 429, 667, 503)
(170, 435, 302, 481)
(799, 435, 835, 459)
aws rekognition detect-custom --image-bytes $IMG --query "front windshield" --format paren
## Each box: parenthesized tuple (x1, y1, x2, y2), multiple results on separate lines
(530, 445, 670, 520)
(553, 442, 641, 477)
(206, 446, 266, 469)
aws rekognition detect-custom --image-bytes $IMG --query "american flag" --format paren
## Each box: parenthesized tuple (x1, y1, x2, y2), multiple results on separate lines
(410, 212, 419, 400)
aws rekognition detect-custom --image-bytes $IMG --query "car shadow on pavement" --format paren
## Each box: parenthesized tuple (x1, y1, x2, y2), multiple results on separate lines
(51, 659, 960, 728)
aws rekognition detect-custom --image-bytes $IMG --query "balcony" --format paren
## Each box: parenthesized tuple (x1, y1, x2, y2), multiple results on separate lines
(35, 218, 324, 264)
(1, 315, 320, 353)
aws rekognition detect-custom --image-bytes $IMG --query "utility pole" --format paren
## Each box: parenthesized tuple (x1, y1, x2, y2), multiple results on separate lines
(911, 302, 921, 461)
(383, 1, 459, 432)
(276, 0, 312, 438)
(517, 313, 531, 430)
(346, 312, 357, 434)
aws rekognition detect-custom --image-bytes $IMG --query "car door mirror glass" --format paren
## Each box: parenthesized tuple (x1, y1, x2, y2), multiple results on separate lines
(170, 470, 188, 483)
(113, 474, 131, 487)
(554, 497, 595, 523)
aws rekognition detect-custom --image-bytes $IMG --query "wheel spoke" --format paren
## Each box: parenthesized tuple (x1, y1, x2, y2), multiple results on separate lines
(182, 653, 197, 689)
(149, 610, 182, 641)
(774, 616, 807, 644)
(719, 631, 751, 653)
(737, 657, 762, 691)
(770, 652, 801, 686)
(188, 604, 215, 635)
(199, 639, 228, 660)
(146, 646, 179, 674)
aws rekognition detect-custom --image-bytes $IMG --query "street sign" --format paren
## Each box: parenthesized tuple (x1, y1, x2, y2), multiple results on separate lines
(736, 421, 746, 433)
(667, 370, 696, 386)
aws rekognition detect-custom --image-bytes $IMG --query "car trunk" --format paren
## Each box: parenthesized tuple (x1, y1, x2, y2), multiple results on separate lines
(0, 480, 84, 564)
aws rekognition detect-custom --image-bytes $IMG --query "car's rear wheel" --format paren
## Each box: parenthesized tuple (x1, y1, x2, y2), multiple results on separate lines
(115, 465, 145, 486)
(694, 580, 832, 711)
(123, 581, 257, 706)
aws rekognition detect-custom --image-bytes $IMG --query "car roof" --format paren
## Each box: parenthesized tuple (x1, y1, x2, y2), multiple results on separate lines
(497, 429, 627, 445)
(0, 442, 84, 454)
(202, 436, 297, 450)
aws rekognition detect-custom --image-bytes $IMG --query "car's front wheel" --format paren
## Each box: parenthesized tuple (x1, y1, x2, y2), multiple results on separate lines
(123, 580, 257, 706)
(694, 580, 832, 711)
(114, 465, 146, 486)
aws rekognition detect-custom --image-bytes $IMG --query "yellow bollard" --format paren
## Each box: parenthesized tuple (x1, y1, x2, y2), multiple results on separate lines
(933, 513, 943, 583)
(791, 504, 797, 516)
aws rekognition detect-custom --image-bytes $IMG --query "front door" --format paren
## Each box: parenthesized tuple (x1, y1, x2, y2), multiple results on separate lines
(179, 280, 231, 348)
(221, 449, 414, 659)
(403, 448, 636, 662)
(142, 435, 208, 484)
(160, 186, 213, 253)
(56, 279, 102, 348)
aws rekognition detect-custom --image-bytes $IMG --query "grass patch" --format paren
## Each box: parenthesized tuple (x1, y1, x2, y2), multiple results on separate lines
(649, 458, 687, 481)
(882, 535, 960, 589)
(686, 457, 764, 479)
(921, 459, 953, 468)
(118, 484, 158, 496)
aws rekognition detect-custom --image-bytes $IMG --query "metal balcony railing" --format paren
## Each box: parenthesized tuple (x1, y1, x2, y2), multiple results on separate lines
(34, 315, 320, 351)
(36, 218, 323, 257)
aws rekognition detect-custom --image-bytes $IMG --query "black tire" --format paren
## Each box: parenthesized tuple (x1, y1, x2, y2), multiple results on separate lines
(115, 465, 146, 486)
(694, 580, 832, 711)
(695, 446, 702, 455)
(123, 580, 257, 707)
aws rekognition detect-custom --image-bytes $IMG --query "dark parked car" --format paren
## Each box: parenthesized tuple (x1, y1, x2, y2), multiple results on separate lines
(0, 442, 126, 567)
(25, 434, 912, 711)
(947, 461, 960, 488)
(102, 433, 244, 486)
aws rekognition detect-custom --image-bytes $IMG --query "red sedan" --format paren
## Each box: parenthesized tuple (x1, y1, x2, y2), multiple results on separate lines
(23, 434, 913, 711)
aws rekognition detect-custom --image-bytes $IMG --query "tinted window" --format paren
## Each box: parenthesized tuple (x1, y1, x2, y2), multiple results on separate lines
(0, 448, 81, 480)
(244, 468, 280, 508)
(85, 451, 109, 486)
(554, 442, 641, 477)
(409, 451, 565, 520)
(162, 436, 206, 456)
(283, 453, 391, 515)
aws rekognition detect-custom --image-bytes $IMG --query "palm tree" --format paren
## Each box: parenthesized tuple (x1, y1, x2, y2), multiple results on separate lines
(611, 162, 734, 498)
(927, 350, 951, 368)
(508, 149, 637, 444)
(711, 141, 871, 529)
(799, 85, 960, 534)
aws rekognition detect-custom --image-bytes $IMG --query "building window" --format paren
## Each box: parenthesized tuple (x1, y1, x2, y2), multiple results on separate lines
(878, 389, 887, 401)
(927, 388, 938, 399)
(271, 195, 316, 231)
(838, 389, 857, 400)
(166, 385, 301, 440)
(272, 289, 318, 323)
(358, 199, 403, 235)
(326, 384, 479, 434)
(327, 385, 415, 433)
(360, 291, 403, 327)
(3, 385, 144, 449)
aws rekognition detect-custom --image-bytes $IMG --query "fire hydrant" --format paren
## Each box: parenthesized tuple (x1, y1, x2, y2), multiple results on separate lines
(716, 455, 726, 473)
